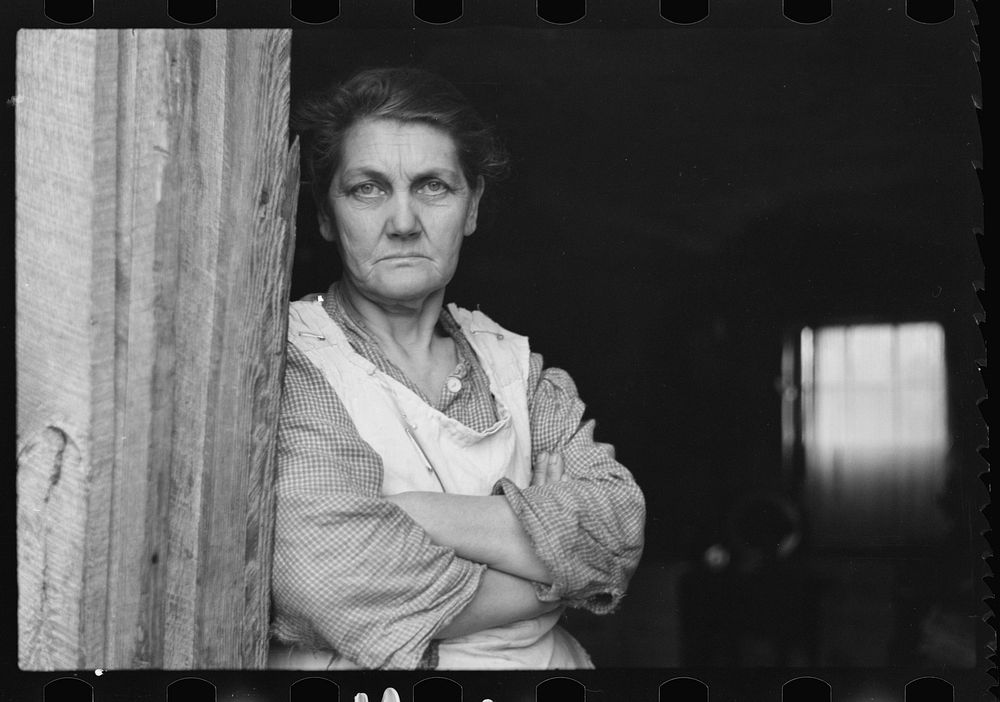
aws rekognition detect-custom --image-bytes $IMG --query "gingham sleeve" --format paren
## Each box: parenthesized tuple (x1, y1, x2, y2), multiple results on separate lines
(492, 353, 646, 614)
(271, 343, 487, 669)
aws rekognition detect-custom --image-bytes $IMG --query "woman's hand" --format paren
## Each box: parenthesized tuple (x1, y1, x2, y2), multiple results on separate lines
(531, 451, 568, 486)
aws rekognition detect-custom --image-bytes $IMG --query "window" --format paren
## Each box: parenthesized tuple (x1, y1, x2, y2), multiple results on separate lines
(791, 323, 950, 549)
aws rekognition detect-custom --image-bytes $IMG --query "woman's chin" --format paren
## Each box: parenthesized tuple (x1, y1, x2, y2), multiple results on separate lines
(361, 274, 448, 306)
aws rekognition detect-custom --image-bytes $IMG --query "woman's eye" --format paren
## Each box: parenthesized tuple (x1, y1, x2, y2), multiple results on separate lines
(418, 180, 450, 195)
(351, 182, 384, 198)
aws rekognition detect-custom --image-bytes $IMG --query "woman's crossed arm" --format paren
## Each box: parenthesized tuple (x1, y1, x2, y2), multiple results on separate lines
(385, 452, 568, 584)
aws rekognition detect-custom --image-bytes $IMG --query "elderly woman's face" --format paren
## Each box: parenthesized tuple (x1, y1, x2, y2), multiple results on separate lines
(320, 118, 483, 306)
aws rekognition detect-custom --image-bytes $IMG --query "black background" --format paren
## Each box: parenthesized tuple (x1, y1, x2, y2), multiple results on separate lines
(289, 12, 982, 565)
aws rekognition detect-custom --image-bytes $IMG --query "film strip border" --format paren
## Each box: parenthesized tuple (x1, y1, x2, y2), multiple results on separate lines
(3, 2, 987, 702)
(12, 671, 978, 701)
(36, 0, 957, 26)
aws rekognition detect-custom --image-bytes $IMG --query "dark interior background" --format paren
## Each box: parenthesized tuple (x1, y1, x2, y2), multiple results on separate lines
(288, 7, 982, 669)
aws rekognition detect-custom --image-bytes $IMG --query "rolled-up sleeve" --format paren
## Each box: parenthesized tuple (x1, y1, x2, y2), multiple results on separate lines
(271, 344, 486, 669)
(492, 355, 646, 614)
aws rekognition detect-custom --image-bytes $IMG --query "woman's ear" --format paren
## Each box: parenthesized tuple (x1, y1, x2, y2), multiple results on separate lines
(318, 207, 337, 243)
(464, 176, 485, 237)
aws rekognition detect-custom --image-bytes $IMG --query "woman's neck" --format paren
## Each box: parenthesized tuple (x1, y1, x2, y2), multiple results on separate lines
(338, 280, 446, 354)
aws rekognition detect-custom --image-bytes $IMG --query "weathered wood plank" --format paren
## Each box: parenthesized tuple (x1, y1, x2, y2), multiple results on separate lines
(107, 28, 171, 670)
(235, 36, 297, 669)
(17, 28, 295, 670)
(16, 29, 109, 671)
(194, 29, 295, 669)
(85, 28, 121, 672)
(243, 136, 300, 668)
(155, 29, 229, 671)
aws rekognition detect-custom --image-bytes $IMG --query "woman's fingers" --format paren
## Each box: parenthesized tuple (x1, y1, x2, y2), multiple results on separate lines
(531, 451, 567, 486)
(531, 451, 550, 485)
(547, 452, 565, 482)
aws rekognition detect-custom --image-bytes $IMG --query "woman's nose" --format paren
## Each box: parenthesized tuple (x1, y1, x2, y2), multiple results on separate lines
(385, 193, 420, 239)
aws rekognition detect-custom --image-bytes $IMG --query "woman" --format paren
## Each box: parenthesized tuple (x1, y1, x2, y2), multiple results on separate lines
(269, 67, 645, 670)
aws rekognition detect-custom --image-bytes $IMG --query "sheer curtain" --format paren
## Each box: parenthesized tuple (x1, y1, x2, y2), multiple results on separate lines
(801, 323, 950, 549)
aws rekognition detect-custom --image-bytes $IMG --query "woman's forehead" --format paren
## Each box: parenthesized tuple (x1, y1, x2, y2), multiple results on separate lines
(339, 118, 461, 175)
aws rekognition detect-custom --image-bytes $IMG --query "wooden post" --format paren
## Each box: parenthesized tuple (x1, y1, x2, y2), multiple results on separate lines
(16, 29, 297, 670)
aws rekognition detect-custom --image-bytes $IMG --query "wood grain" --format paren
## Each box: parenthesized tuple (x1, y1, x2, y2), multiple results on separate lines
(16, 28, 295, 670)
(16, 29, 107, 671)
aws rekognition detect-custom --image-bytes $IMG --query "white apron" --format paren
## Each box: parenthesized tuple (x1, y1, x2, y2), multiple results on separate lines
(270, 299, 593, 670)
